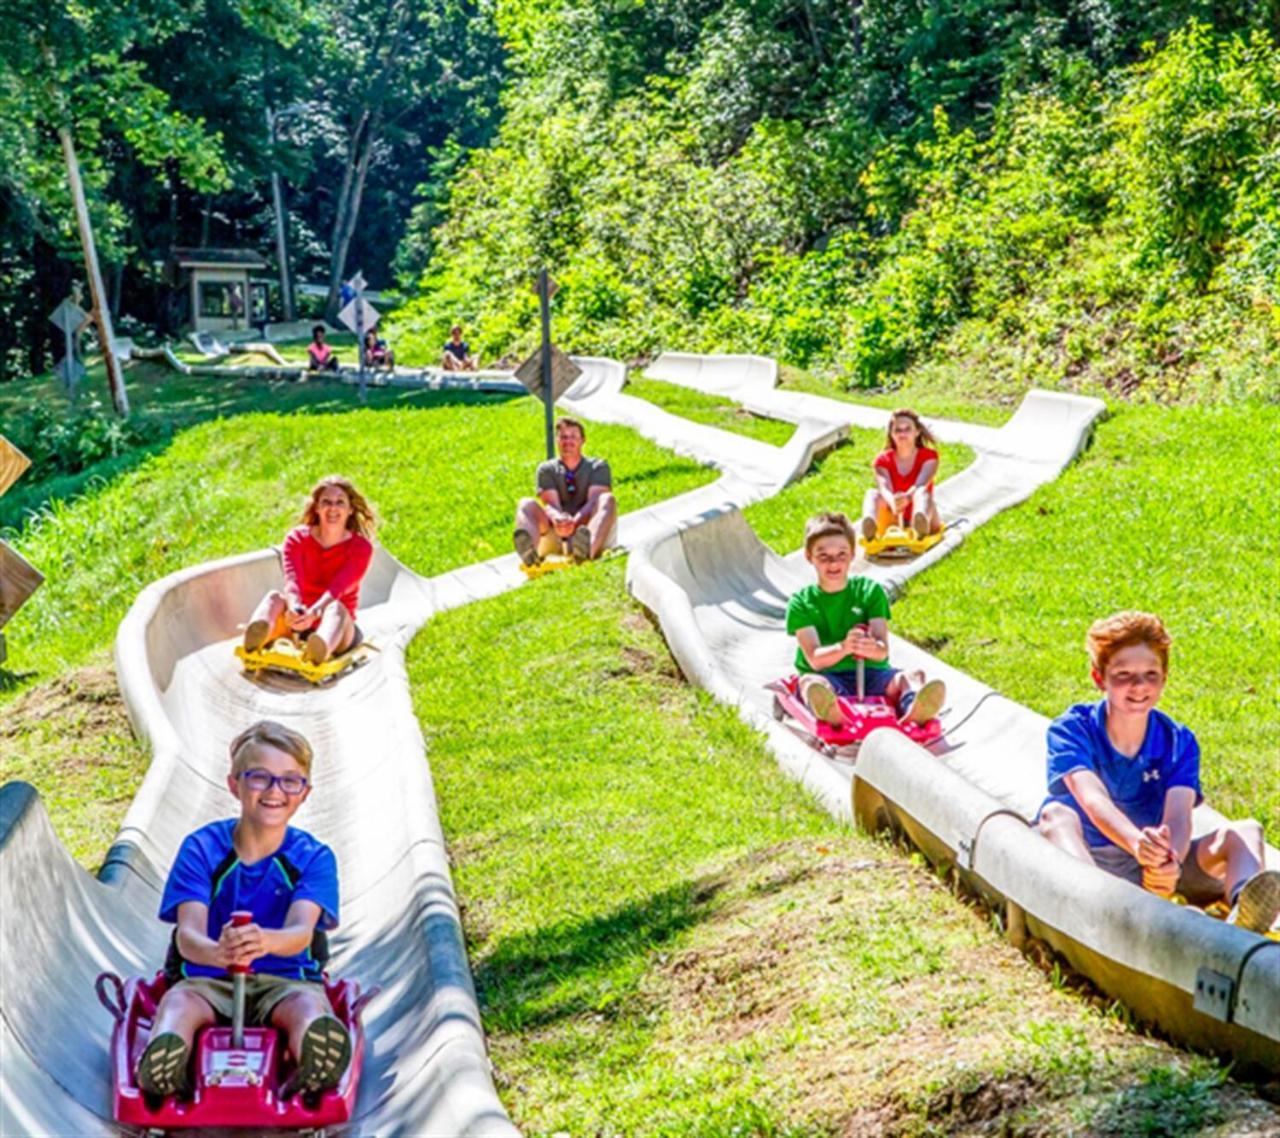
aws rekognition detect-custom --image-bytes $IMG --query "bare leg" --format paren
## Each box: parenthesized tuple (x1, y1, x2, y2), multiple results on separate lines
(859, 488, 880, 541)
(149, 987, 218, 1052)
(587, 492, 617, 558)
(1193, 820, 1264, 901)
(514, 497, 551, 564)
(306, 603, 355, 663)
(1037, 802, 1098, 864)
(272, 990, 351, 1093)
(911, 487, 939, 536)
(246, 590, 290, 650)
(441, 354, 460, 371)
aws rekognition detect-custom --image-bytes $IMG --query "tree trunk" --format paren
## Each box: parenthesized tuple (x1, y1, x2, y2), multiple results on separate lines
(324, 111, 379, 321)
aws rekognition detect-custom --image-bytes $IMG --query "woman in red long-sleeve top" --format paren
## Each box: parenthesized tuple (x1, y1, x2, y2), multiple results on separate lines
(243, 475, 376, 664)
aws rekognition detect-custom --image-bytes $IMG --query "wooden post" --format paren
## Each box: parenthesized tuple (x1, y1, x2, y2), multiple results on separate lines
(0, 437, 44, 664)
(57, 124, 129, 417)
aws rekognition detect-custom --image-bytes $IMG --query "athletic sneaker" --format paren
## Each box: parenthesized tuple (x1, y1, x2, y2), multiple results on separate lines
(860, 516, 878, 543)
(570, 526, 592, 563)
(136, 1032, 190, 1098)
(805, 681, 845, 727)
(243, 619, 270, 653)
(912, 512, 930, 538)
(1228, 869, 1280, 934)
(303, 634, 329, 665)
(902, 678, 945, 725)
(514, 530, 541, 567)
(281, 1015, 352, 1098)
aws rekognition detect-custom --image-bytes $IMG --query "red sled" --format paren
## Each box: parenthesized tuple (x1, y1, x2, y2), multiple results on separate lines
(767, 674, 943, 758)
(95, 969, 376, 1132)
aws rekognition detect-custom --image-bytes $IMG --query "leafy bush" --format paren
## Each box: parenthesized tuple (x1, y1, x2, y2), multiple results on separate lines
(8, 403, 173, 482)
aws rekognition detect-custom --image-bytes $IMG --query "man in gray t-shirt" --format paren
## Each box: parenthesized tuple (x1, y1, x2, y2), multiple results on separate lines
(514, 417, 618, 566)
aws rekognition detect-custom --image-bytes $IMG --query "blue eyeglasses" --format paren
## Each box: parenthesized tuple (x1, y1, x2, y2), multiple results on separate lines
(239, 769, 309, 795)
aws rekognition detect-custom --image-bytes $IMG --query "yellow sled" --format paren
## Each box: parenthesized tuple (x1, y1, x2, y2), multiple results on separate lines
(862, 522, 946, 559)
(235, 636, 375, 684)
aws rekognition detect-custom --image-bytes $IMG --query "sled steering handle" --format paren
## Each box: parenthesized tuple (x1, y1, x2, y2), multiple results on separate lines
(229, 910, 253, 1047)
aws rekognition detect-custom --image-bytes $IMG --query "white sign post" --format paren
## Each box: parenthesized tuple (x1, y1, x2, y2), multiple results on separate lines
(337, 273, 380, 403)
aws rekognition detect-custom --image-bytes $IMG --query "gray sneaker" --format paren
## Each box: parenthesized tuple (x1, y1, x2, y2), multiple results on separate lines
(805, 681, 844, 727)
(243, 619, 270, 653)
(1229, 869, 1280, 934)
(570, 526, 592, 563)
(514, 530, 541, 567)
(860, 516, 878, 543)
(902, 678, 945, 725)
(912, 512, 930, 538)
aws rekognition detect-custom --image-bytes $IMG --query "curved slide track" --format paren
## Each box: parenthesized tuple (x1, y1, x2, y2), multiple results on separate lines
(0, 359, 846, 1136)
(627, 356, 1279, 1069)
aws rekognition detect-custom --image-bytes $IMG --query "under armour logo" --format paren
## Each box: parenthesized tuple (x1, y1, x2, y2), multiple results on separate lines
(1141, 769, 1161, 783)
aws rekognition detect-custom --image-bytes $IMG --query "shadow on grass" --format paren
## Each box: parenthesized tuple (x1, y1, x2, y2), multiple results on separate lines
(472, 875, 727, 1031)
(1086, 1066, 1231, 1137)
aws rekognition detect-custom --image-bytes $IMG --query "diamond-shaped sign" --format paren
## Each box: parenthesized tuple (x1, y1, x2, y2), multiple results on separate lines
(56, 356, 86, 386)
(515, 345, 582, 404)
(0, 437, 30, 499)
(337, 298, 380, 335)
(49, 299, 87, 336)
(346, 271, 367, 294)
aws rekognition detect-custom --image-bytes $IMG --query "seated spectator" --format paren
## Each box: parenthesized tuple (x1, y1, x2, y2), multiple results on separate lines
(307, 325, 339, 372)
(441, 324, 476, 372)
(363, 328, 394, 370)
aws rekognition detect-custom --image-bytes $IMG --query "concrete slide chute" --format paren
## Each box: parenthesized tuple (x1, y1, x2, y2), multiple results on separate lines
(0, 358, 847, 1135)
(626, 358, 1278, 1069)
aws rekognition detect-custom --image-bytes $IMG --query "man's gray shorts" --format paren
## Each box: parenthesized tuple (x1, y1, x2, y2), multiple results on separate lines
(1090, 838, 1224, 905)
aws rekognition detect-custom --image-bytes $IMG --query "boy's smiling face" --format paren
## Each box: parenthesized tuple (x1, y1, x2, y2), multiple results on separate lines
(1093, 643, 1167, 717)
(806, 534, 854, 592)
(228, 743, 312, 828)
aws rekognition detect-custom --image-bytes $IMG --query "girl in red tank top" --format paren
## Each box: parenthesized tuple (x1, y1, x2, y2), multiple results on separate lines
(860, 409, 941, 542)
(243, 476, 377, 665)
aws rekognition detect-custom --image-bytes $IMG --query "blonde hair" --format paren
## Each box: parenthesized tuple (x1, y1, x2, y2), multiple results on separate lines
(300, 475, 376, 539)
(884, 408, 937, 450)
(229, 720, 315, 778)
(803, 511, 857, 555)
(1086, 611, 1172, 675)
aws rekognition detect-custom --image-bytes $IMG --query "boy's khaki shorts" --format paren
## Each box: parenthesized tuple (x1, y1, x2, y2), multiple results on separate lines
(171, 975, 323, 1025)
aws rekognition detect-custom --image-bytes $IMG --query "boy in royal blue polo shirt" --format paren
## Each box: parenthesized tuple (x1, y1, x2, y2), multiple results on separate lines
(1037, 611, 1280, 933)
(135, 721, 351, 1099)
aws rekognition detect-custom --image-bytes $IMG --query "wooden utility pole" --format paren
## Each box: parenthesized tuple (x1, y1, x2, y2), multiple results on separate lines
(58, 124, 128, 417)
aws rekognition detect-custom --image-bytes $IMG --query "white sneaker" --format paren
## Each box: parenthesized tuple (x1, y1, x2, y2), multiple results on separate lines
(1229, 870, 1280, 933)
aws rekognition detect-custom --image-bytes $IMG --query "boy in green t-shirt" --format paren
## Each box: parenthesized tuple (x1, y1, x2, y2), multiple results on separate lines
(785, 512, 946, 728)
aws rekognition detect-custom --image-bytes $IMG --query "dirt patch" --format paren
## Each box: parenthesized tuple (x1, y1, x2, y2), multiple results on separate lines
(1, 665, 128, 742)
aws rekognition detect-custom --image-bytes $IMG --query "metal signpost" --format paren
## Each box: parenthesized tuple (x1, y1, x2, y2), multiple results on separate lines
(49, 296, 88, 400)
(337, 271, 379, 403)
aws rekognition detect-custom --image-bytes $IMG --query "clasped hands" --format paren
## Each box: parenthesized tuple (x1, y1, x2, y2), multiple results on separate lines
(550, 508, 580, 538)
(284, 597, 325, 632)
(842, 624, 885, 661)
(1133, 824, 1181, 895)
(211, 921, 269, 970)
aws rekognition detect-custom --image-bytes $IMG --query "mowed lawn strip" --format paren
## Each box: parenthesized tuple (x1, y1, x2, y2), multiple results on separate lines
(3, 391, 715, 863)
(409, 560, 1275, 1136)
(626, 374, 796, 446)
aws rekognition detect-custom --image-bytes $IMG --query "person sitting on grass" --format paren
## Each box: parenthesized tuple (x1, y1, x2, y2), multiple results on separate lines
(513, 416, 617, 567)
(243, 475, 375, 665)
(440, 324, 476, 371)
(307, 325, 340, 372)
(135, 721, 351, 1101)
(363, 328, 394, 370)
(786, 511, 946, 727)
(860, 408, 941, 543)
(1037, 611, 1280, 933)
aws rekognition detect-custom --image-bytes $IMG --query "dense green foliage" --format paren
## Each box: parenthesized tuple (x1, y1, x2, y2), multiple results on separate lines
(392, 7, 1279, 402)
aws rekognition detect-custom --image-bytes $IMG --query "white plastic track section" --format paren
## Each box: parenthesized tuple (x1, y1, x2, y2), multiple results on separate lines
(647, 351, 1105, 465)
(625, 375, 1279, 1065)
(0, 357, 848, 1136)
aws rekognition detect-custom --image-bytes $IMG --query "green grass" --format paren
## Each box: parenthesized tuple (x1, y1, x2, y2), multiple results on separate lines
(778, 365, 1014, 427)
(626, 374, 797, 445)
(407, 558, 1269, 1136)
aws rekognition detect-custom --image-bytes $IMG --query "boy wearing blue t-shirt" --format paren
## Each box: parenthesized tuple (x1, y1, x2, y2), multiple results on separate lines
(1037, 611, 1279, 933)
(135, 721, 351, 1099)
(785, 512, 945, 728)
